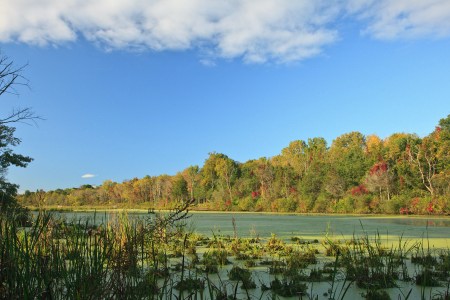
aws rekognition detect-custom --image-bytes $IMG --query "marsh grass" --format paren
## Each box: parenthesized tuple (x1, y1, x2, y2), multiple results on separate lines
(1, 210, 449, 300)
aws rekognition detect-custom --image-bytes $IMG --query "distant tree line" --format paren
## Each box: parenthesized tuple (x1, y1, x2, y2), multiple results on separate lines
(18, 115, 450, 215)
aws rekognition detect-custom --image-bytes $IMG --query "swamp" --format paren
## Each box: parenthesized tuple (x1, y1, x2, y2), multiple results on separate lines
(1, 205, 449, 300)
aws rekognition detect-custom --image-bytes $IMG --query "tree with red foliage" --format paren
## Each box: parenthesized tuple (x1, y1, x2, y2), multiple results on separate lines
(251, 191, 259, 198)
(365, 161, 392, 201)
(399, 207, 409, 215)
(350, 184, 368, 196)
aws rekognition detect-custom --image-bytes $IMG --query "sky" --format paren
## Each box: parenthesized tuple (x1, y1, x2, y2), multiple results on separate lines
(1, 0, 450, 192)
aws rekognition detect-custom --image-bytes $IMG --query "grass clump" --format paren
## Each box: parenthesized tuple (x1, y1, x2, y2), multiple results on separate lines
(308, 267, 332, 282)
(228, 265, 256, 289)
(338, 232, 411, 289)
(266, 233, 285, 253)
(202, 249, 230, 266)
(263, 275, 307, 297)
(363, 289, 391, 300)
(174, 277, 204, 291)
(415, 269, 441, 287)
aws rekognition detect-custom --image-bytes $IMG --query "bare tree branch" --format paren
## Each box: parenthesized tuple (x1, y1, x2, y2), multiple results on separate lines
(0, 107, 44, 126)
(0, 52, 42, 125)
(0, 55, 29, 97)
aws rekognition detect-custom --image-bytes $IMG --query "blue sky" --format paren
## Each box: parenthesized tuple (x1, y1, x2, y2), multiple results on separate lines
(1, 0, 450, 192)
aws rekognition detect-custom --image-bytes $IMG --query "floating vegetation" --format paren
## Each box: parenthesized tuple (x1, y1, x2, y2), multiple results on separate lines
(1, 209, 450, 299)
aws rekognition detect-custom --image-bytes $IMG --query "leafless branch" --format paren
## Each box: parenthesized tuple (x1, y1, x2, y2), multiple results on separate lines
(0, 52, 42, 125)
(0, 107, 43, 125)
(0, 55, 29, 97)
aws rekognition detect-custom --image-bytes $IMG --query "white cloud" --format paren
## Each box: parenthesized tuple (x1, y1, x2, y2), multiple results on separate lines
(81, 173, 96, 179)
(1, 0, 450, 63)
(0, 0, 339, 63)
(348, 0, 450, 40)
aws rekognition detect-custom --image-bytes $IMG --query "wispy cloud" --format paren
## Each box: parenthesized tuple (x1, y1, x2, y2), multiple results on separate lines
(349, 0, 450, 40)
(81, 173, 96, 179)
(1, 0, 450, 63)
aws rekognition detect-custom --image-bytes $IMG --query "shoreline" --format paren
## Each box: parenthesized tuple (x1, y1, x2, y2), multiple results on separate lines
(27, 206, 450, 219)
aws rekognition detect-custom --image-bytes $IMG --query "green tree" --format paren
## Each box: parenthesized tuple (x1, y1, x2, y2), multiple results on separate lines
(200, 152, 221, 200)
(201, 152, 239, 204)
(298, 138, 328, 203)
(0, 126, 33, 206)
(0, 53, 36, 214)
(171, 174, 188, 201)
(280, 140, 309, 179)
(327, 132, 368, 196)
(215, 155, 239, 202)
(234, 159, 260, 199)
(436, 115, 450, 171)
(382, 133, 417, 195)
(434, 115, 450, 196)
(271, 155, 296, 199)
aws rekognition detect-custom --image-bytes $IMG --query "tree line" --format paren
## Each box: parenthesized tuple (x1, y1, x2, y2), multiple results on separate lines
(18, 115, 450, 215)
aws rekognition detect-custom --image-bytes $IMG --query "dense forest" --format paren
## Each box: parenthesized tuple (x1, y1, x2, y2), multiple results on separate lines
(19, 115, 450, 215)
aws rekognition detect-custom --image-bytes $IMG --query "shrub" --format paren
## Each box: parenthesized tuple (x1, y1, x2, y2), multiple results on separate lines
(380, 194, 409, 214)
(272, 198, 297, 212)
(311, 194, 330, 213)
(335, 196, 356, 213)
(236, 196, 255, 211)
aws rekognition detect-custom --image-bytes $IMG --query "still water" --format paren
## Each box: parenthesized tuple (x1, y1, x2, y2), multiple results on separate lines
(40, 211, 450, 246)
(34, 211, 450, 299)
